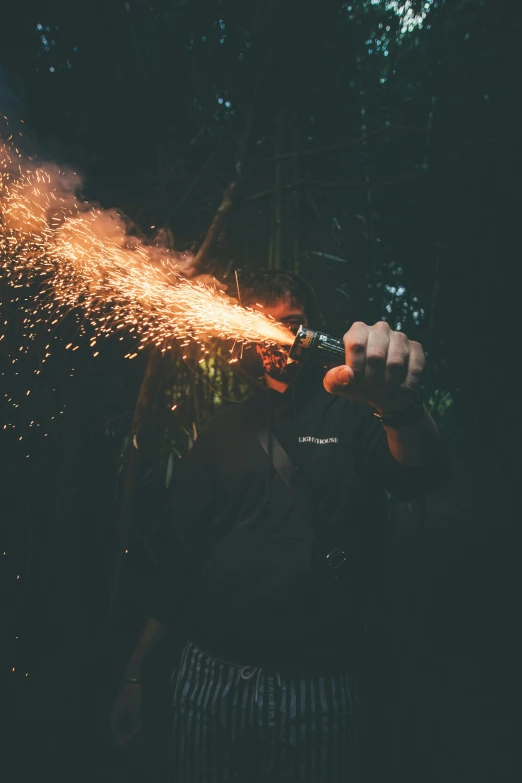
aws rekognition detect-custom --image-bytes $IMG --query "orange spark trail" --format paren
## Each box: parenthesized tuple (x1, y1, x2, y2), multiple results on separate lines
(0, 140, 293, 357)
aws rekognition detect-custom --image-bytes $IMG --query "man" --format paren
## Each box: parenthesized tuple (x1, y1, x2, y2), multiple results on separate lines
(111, 270, 446, 782)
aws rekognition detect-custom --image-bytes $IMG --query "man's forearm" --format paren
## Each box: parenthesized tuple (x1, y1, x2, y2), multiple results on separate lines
(123, 616, 166, 679)
(382, 405, 441, 467)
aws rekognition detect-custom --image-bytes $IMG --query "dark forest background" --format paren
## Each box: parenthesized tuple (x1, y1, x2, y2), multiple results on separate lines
(0, 1, 519, 781)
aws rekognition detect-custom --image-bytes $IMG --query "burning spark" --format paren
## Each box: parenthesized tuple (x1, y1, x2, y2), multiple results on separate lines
(0, 139, 293, 359)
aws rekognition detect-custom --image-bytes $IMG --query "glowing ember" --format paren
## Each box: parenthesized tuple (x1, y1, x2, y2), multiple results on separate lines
(0, 138, 293, 357)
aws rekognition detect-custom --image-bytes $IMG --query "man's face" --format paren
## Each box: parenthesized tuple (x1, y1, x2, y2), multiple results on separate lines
(253, 299, 308, 382)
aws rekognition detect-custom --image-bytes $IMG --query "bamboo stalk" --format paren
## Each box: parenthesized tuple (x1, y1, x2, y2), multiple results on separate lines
(273, 112, 283, 270)
(292, 124, 300, 273)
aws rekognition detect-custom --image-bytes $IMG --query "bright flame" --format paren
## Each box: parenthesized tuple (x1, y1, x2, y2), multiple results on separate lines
(0, 139, 293, 357)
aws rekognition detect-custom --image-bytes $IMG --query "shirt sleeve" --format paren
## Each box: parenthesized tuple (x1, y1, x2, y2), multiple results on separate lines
(143, 420, 221, 625)
(354, 403, 450, 500)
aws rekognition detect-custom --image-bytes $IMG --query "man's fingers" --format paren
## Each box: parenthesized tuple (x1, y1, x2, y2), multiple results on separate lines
(402, 340, 425, 392)
(326, 321, 423, 404)
(323, 365, 355, 395)
(384, 330, 409, 387)
(343, 322, 369, 382)
(364, 322, 391, 389)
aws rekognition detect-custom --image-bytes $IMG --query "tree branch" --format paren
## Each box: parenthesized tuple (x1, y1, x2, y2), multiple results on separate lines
(101, 346, 164, 634)
(191, 101, 258, 275)
(247, 169, 428, 200)
(266, 124, 428, 161)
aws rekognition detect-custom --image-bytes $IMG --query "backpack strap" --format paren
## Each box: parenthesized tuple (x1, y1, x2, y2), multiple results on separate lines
(257, 426, 296, 492)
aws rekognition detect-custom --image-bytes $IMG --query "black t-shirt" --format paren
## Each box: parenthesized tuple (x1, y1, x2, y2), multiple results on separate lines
(146, 367, 447, 672)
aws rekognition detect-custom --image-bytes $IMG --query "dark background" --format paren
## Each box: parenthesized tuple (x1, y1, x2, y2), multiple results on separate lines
(0, 1, 519, 781)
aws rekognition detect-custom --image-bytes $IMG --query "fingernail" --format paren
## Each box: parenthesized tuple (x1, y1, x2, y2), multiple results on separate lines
(338, 367, 351, 384)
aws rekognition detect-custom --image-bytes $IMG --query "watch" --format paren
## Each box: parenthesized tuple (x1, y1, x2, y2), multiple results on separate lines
(372, 388, 425, 428)
(373, 402, 426, 428)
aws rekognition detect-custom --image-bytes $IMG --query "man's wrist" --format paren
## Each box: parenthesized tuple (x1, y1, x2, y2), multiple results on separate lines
(372, 387, 425, 425)
(372, 401, 426, 428)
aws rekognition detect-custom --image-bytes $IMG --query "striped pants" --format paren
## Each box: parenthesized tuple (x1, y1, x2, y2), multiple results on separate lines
(171, 641, 361, 783)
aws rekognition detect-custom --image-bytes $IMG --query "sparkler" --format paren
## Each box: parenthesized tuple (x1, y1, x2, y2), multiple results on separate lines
(0, 137, 294, 359)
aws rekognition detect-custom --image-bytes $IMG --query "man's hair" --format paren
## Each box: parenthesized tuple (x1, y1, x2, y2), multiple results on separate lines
(240, 269, 322, 327)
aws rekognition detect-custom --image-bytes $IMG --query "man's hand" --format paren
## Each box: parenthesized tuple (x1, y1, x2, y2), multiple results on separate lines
(110, 682, 144, 747)
(323, 321, 425, 413)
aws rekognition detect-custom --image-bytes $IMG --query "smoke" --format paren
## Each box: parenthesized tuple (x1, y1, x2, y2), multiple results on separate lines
(0, 126, 228, 303)
(0, 135, 199, 275)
